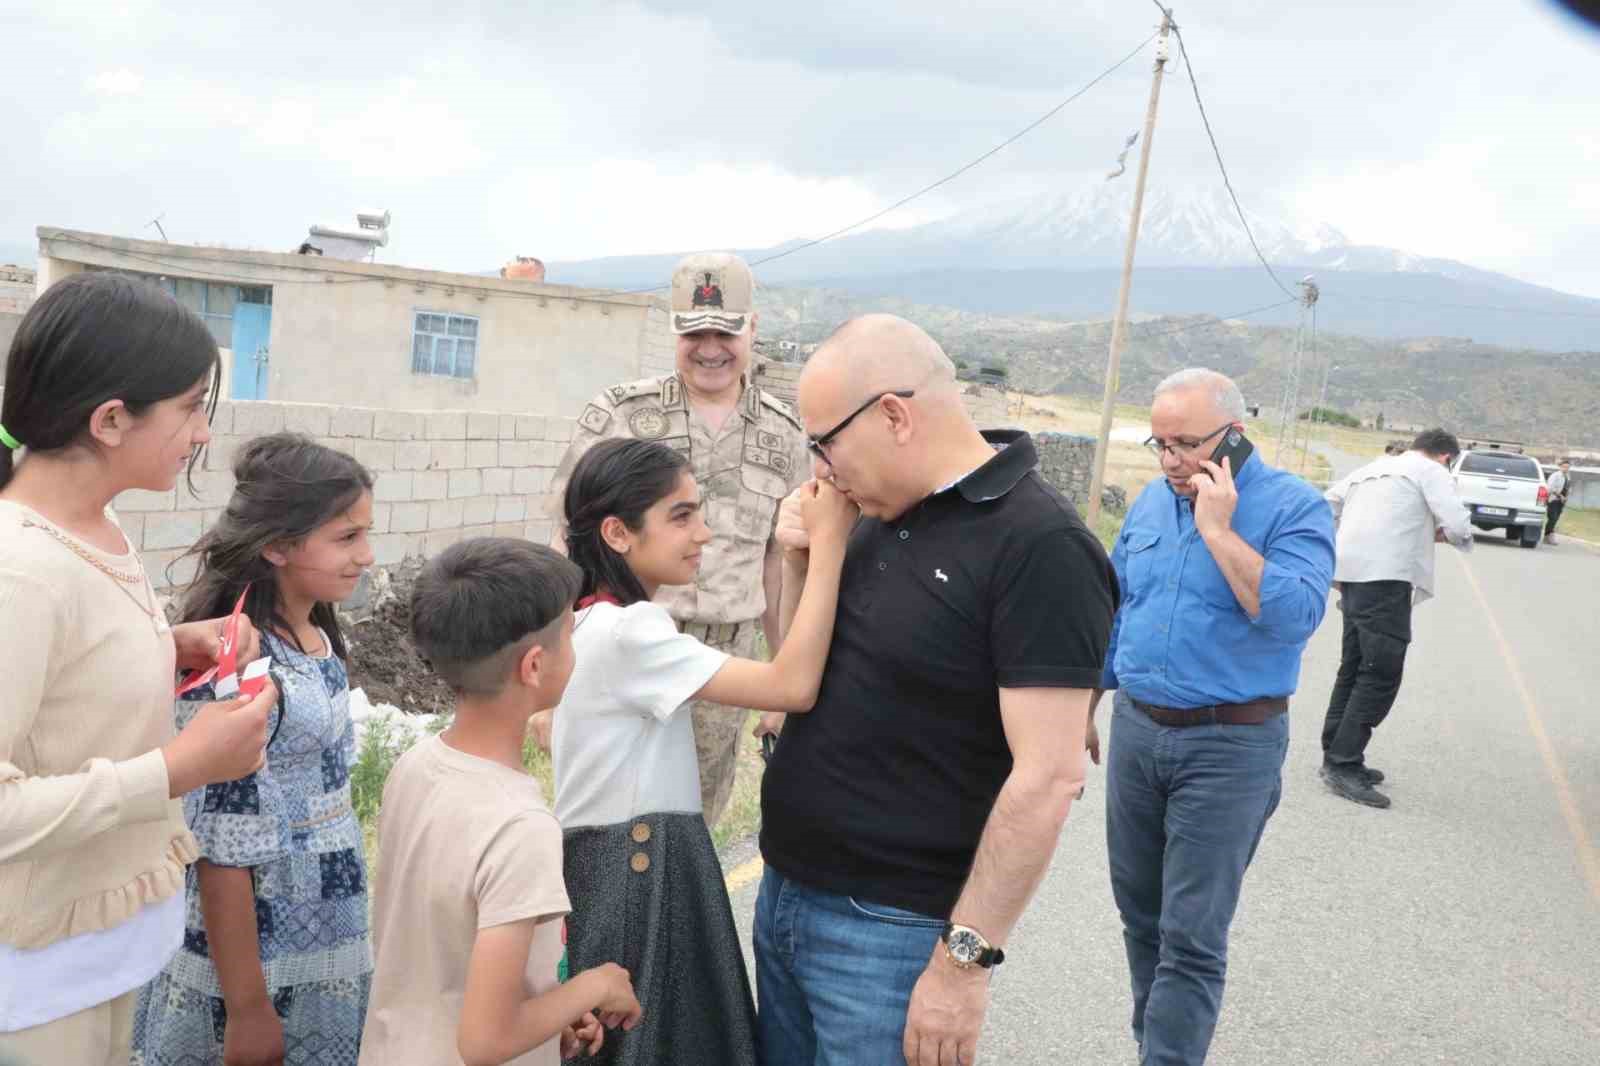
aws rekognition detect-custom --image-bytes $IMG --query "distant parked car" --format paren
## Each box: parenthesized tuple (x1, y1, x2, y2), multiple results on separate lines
(1452, 449, 1549, 548)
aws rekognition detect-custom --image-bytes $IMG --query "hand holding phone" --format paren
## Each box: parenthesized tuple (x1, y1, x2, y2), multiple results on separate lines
(1208, 426, 1254, 471)
(1193, 427, 1248, 540)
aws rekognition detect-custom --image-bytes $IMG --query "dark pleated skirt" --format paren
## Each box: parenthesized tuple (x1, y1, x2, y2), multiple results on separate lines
(563, 811, 759, 1066)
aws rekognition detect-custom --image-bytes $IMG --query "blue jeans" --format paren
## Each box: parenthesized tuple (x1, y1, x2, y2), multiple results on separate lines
(1106, 690, 1288, 1066)
(754, 867, 945, 1066)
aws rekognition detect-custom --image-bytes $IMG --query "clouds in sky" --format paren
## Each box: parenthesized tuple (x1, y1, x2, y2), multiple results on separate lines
(2, 0, 1597, 295)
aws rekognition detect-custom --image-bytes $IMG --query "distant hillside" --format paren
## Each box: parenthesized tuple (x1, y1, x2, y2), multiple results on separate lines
(754, 285, 1600, 447)
(548, 183, 1600, 352)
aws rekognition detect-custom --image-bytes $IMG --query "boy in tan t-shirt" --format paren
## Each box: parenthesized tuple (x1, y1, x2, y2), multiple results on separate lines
(360, 540, 642, 1066)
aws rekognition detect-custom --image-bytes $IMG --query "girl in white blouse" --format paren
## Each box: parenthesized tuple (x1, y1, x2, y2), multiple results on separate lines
(551, 437, 854, 1066)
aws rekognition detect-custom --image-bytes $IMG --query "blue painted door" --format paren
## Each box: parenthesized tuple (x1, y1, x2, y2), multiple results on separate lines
(230, 302, 272, 400)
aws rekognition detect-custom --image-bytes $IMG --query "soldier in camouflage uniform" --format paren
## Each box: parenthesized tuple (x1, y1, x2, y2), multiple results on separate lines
(536, 253, 809, 829)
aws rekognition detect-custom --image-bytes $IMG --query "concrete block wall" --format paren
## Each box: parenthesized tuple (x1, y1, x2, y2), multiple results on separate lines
(752, 359, 802, 408)
(115, 400, 574, 591)
(1033, 432, 1098, 511)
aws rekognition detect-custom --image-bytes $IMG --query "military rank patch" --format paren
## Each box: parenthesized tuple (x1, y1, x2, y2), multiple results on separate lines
(745, 444, 792, 476)
(661, 376, 683, 409)
(579, 404, 612, 434)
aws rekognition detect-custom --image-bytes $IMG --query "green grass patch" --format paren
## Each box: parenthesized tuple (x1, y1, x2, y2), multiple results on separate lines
(1554, 506, 1600, 544)
(351, 714, 413, 829)
(711, 716, 766, 853)
(1093, 508, 1124, 552)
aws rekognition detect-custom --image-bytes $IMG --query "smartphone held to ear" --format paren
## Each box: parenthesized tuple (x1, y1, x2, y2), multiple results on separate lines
(1209, 426, 1254, 471)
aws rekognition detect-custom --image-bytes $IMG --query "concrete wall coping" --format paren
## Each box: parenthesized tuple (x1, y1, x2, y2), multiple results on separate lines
(36, 227, 665, 312)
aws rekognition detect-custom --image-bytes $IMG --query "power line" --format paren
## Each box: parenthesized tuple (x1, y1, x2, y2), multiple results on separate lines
(1168, 23, 1297, 301)
(623, 30, 1163, 294)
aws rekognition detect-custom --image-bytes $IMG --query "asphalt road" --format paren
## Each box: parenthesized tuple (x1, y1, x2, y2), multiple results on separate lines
(728, 453, 1599, 1064)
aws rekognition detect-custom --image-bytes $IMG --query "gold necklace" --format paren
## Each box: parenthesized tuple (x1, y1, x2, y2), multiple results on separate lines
(23, 519, 160, 621)
(19, 518, 144, 583)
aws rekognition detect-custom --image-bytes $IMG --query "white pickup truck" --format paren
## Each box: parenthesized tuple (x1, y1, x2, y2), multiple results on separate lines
(1452, 449, 1549, 548)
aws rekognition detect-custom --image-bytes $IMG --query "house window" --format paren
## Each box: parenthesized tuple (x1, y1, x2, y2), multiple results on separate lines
(170, 279, 237, 349)
(87, 268, 266, 348)
(412, 311, 478, 379)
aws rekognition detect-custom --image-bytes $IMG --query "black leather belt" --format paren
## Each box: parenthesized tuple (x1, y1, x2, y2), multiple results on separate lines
(1133, 697, 1288, 727)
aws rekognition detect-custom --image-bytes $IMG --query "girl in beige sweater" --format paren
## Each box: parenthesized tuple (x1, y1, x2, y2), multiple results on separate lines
(0, 273, 279, 1066)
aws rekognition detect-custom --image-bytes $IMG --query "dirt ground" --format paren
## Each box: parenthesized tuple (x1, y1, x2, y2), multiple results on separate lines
(343, 565, 455, 716)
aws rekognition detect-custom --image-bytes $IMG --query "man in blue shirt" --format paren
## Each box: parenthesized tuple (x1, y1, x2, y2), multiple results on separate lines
(1088, 368, 1335, 1065)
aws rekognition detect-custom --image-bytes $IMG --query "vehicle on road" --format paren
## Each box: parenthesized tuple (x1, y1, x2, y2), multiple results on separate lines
(1452, 449, 1549, 548)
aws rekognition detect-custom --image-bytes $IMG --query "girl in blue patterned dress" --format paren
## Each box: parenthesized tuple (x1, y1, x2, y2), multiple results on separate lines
(133, 433, 376, 1066)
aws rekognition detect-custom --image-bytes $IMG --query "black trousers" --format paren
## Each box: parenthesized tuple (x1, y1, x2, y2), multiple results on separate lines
(1546, 499, 1566, 536)
(1322, 580, 1413, 766)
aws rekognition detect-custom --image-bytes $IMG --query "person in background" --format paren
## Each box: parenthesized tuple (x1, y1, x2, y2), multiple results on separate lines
(0, 273, 273, 1066)
(1090, 367, 1335, 1066)
(1544, 459, 1572, 544)
(360, 539, 640, 1066)
(1318, 428, 1472, 809)
(535, 252, 809, 830)
(133, 435, 378, 1065)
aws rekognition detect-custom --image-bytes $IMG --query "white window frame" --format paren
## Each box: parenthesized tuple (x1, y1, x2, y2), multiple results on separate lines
(411, 310, 479, 379)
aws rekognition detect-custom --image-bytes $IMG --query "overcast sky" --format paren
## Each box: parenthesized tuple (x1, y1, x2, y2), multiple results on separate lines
(4, 0, 1599, 296)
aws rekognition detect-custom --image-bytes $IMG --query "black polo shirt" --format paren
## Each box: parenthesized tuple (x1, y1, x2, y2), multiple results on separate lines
(759, 430, 1118, 918)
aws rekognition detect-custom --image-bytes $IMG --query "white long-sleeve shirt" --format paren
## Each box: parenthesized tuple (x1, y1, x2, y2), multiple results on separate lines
(1324, 450, 1473, 604)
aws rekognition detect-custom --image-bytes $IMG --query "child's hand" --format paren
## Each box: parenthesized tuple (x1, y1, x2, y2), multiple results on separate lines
(800, 478, 859, 547)
(163, 680, 278, 798)
(222, 999, 284, 1066)
(774, 483, 813, 559)
(584, 963, 643, 1031)
(561, 1012, 605, 1058)
(172, 614, 260, 673)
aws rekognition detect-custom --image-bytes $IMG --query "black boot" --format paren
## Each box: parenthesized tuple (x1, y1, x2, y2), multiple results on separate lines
(1320, 760, 1384, 785)
(1324, 765, 1391, 809)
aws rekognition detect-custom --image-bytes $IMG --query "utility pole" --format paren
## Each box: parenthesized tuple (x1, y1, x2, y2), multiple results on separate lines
(1087, 8, 1172, 528)
(1276, 277, 1319, 466)
(1298, 287, 1328, 475)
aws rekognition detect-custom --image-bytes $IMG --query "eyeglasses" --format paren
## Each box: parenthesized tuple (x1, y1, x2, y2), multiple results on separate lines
(1143, 422, 1233, 459)
(806, 390, 915, 462)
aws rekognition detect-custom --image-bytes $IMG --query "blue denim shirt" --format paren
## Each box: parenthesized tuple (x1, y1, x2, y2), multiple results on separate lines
(1100, 452, 1336, 708)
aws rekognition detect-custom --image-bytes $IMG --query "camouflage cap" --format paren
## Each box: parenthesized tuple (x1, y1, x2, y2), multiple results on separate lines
(670, 252, 754, 335)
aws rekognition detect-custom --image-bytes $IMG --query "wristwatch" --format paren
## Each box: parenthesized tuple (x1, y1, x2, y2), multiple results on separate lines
(941, 923, 1005, 969)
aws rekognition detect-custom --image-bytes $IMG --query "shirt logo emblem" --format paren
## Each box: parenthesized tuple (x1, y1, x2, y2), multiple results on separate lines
(934, 568, 949, 583)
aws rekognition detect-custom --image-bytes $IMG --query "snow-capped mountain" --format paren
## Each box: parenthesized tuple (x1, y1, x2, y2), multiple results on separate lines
(547, 182, 1600, 351)
(908, 183, 1354, 270)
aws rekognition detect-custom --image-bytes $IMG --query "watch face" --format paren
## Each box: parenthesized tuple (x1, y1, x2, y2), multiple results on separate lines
(949, 929, 983, 964)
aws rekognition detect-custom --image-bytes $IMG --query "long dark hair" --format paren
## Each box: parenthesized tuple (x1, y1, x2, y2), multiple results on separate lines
(0, 272, 219, 490)
(564, 438, 692, 607)
(179, 433, 374, 659)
